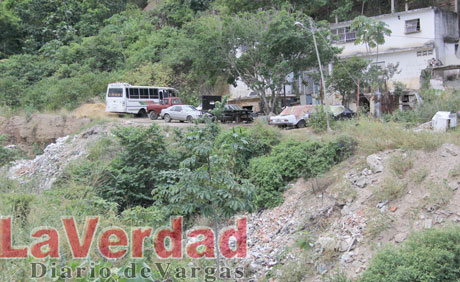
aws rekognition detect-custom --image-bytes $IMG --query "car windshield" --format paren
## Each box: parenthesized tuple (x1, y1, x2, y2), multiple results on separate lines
(183, 105, 197, 111)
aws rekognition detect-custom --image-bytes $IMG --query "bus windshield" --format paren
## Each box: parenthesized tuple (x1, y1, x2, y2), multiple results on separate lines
(108, 88, 123, 97)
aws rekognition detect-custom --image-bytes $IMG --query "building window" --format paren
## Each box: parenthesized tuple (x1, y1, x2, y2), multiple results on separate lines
(417, 49, 433, 56)
(405, 19, 420, 33)
(331, 26, 356, 43)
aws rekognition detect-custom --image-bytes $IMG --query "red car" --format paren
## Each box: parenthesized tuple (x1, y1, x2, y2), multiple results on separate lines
(147, 97, 183, 120)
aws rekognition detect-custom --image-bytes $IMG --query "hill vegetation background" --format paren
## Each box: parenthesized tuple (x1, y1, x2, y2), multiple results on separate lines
(0, 0, 447, 113)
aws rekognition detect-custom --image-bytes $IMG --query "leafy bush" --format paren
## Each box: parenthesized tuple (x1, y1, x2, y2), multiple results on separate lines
(98, 125, 176, 210)
(359, 227, 460, 282)
(246, 120, 281, 155)
(249, 136, 355, 209)
(248, 155, 285, 208)
(214, 126, 256, 177)
(214, 124, 281, 177)
(308, 105, 334, 133)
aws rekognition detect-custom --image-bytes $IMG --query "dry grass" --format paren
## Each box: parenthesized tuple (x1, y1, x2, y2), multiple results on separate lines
(365, 208, 393, 239)
(424, 180, 453, 208)
(410, 167, 429, 184)
(330, 182, 357, 204)
(373, 176, 408, 202)
(448, 164, 460, 178)
(389, 152, 414, 177)
(284, 119, 460, 155)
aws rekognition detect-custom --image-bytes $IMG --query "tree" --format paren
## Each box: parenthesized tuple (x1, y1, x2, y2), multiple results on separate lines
(350, 15, 391, 117)
(221, 10, 339, 114)
(162, 122, 256, 276)
(350, 15, 391, 62)
(329, 56, 368, 105)
(0, 2, 22, 58)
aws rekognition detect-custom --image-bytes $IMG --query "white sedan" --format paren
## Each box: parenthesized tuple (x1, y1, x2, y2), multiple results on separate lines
(160, 105, 202, 123)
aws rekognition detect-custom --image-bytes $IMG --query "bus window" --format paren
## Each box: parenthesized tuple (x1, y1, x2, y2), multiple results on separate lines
(140, 88, 149, 99)
(159, 90, 163, 100)
(149, 89, 159, 99)
(163, 90, 170, 98)
(135, 88, 140, 99)
(129, 88, 139, 99)
(108, 88, 123, 97)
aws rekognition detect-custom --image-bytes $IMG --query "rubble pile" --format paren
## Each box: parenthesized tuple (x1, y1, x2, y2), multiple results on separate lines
(8, 126, 108, 191)
(243, 182, 311, 279)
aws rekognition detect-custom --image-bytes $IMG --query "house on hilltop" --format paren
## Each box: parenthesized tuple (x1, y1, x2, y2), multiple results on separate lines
(331, 2, 460, 113)
(332, 5, 460, 90)
(229, 1, 460, 114)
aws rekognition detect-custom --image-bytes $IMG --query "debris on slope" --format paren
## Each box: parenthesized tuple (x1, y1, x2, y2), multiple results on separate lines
(8, 126, 108, 191)
(241, 143, 460, 281)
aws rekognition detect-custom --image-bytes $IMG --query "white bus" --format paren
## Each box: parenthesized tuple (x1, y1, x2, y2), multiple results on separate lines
(105, 82, 178, 116)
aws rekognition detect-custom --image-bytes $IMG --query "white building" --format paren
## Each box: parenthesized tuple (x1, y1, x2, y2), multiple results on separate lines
(228, 5, 460, 113)
(331, 6, 460, 90)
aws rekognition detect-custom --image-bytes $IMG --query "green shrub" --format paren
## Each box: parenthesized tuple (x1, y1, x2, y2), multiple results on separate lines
(309, 105, 335, 133)
(248, 155, 285, 208)
(214, 126, 257, 177)
(1, 193, 34, 225)
(98, 125, 176, 210)
(0, 134, 21, 167)
(246, 120, 281, 155)
(360, 227, 460, 282)
(249, 136, 355, 209)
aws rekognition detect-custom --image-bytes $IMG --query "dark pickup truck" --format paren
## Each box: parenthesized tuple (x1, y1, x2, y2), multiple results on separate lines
(147, 97, 183, 120)
(219, 104, 254, 123)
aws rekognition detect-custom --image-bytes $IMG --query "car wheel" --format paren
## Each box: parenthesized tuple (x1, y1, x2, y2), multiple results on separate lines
(297, 119, 306, 128)
(136, 109, 147, 118)
(164, 114, 172, 123)
(148, 111, 158, 120)
(186, 116, 193, 123)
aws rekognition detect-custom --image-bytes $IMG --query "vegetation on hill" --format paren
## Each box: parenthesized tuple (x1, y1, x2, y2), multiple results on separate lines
(1, 0, 452, 115)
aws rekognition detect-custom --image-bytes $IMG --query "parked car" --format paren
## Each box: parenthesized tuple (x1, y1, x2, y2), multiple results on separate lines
(147, 97, 183, 120)
(218, 104, 254, 123)
(160, 105, 202, 123)
(330, 105, 355, 120)
(269, 105, 315, 128)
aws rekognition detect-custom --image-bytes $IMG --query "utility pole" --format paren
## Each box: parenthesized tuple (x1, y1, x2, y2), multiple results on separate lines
(295, 19, 331, 132)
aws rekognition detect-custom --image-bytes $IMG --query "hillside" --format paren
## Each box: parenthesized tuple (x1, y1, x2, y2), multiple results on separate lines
(2, 116, 460, 281)
(3, 0, 460, 281)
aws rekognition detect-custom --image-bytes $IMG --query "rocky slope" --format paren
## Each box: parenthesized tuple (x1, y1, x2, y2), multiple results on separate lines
(242, 143, 460, 281)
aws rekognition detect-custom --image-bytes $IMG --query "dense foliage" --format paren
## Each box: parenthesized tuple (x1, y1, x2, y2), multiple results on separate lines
(1, 0, 442, 114)
(359, 227, 460, 282)
(0, 134, 21, 166)
(249, 136, 355, 208)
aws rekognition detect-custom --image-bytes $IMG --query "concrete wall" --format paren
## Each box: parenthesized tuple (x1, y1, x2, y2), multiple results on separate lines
(332, 8, 436, 57)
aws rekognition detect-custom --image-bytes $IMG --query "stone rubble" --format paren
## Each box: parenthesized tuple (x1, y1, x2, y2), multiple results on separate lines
(7, 126, 108, 191)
